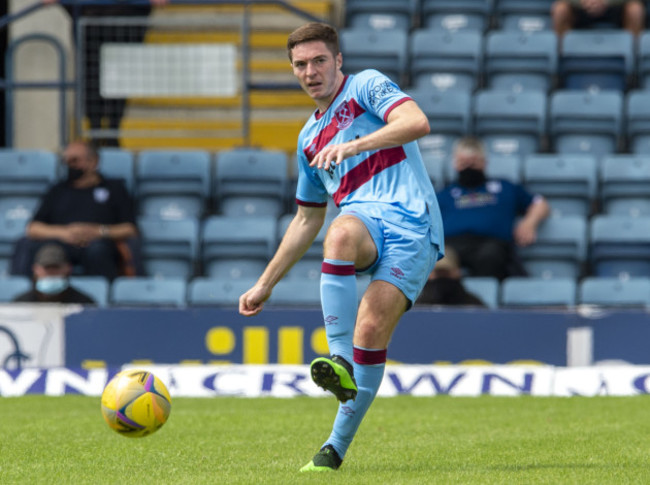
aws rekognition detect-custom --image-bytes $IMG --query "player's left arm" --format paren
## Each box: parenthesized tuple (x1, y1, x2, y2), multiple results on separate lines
(310, 100, 430, 171)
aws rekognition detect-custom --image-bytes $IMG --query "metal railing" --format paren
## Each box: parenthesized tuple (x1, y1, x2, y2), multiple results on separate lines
(0, 0, 325, 149)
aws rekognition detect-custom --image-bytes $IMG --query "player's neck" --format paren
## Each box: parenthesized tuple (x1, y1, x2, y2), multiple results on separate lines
(316, 73, 345, 114)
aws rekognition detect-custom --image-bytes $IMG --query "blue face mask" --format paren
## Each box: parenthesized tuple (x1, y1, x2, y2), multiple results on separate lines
(35, 277, 69, 295)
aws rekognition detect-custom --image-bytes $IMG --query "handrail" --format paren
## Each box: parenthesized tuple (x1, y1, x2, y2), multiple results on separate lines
(0, 0, 326, 149)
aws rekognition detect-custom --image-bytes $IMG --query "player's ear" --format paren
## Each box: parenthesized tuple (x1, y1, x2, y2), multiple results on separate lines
(336, 52, 343, 70)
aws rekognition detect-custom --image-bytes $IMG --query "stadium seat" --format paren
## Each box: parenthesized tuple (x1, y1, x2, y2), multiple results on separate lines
(188, 277, 258, 306)
(625, 90, 650, 155)
(409, 30, 482, 91)
(523, 154, 598, 217)
(267, 278, 321, 307)
(0, 276, 31, 302)
(0, 149, 58, 203)
(205, 258, 267, 280)
(110, 276, 187, 307)
(589, 215, 650, 278)
(136, 150, 211, 220)
(421, 0, 493, 32)
(485, 155, 522, 183)
(278, 213, 333, 262)
(285, 258, 322, 281)
(549, 90, 623, 159)
(214, 148, 288, 218)
(637, 32, 650, 89)
(339, 28, 408, 85)
(69, 276, 110, 307)
(408, 89, 472, 135)
(345, 0, 416, 31)
(462, 276, 500, 309)
(578, 277, 650, 308)
(559, 30, 634, 91)
(500, 277, 577, 308)
(137, 217, 199, 279)
(98, 148, 135, 193)
(517, 215, 588, 279)
(201, 216, 276, 277)
(494, 0, 553, 31)
(600, 155, 650, 216)
(473, 90, 547, 158)
(0, 213, 28, 269)
(484, 30, 557, 92)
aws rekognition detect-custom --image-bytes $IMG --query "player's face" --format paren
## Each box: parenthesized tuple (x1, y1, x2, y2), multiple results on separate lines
(454, 150, 486, 172)
(291, 41, 343, 109)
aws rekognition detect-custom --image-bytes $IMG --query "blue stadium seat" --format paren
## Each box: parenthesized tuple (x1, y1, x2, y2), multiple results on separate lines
(523, 154, 598, 217)
(485, 155, 522, 183)
(625, 90, 650, 155)
(278, 213, 333, 262)
(474, 90, 547, 158)
(501, 276, 577, 308)
(560, 30, 634, 91)
(69, 276, 110, 307)
(285, 259, 322, 281)
(549, 90, 623, 160)
(188, 277, 258, 306)
(421, 0, 493, 32)
(484, 30, 557, 92)
(136, 150, 211, 220)
(98, 148, 135, 193)
(345, 0, 416, 31)
(637, 32, 650, 89)
(408, 89, 472, 135)
(517, 215, 587, 279)
(589, 215, 650, 278)
(462, 276, 500, 308)
(420, 151, 448, 191)
(214, 148, 288, 218)
(0, 276, 31, 302)
(600, 155, 650, 216)
(409, 30, 482, 91)
(339, 29, 408, 85)
(110, 276, 187, 307)
(0, 212, 28, 274)
(137, 217, 199, 279)
(494, 0, 553, 31)
(0, 149, 58, 202)
(579, 277, 650, 308)
(201, 216, 276, 277)
(267, 278, 321, 307)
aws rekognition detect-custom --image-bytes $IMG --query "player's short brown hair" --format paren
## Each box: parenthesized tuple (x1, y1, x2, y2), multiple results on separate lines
(287, 22, 340, 62)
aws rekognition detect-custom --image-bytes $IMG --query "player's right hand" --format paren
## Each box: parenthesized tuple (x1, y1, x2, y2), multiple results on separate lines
(239, 285, 271, 317)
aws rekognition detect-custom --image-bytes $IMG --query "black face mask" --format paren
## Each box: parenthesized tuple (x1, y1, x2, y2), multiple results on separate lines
(457, 168, 486, 189)
(66, 168, 85, 183)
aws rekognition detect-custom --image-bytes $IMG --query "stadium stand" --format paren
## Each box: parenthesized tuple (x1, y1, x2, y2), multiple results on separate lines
(98, 148, 135, 193)
(110, 276, 187, 307)
(625, 90, 650, 155)
(0, 213, 29, 276)
(493, 0, 553, 32)
(136, 150, 211, 220)
(267, 278, 322, 306)
(462, 276, 500, 309)
(0, 149, 58, 216)
(69, 276, 110, 308)
(600, 155, 650, 216)
(589, 215, 650, 278)
(344, 0, 416, 31)
(188, 277, 258, 306)
(500, 276, 577, 308)
(0, 276, 32, 303)
(579, 277, 650, 308)
(421, 0, 494, 32)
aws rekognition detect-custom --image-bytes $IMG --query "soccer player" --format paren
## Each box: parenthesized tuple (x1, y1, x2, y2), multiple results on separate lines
(238, 22, 444, 472)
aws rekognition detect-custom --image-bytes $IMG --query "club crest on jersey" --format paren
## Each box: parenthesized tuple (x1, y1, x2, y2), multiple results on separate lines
(334, 101, 354, 130)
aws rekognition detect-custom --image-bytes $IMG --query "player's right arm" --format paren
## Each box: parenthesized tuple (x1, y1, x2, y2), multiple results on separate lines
(239, 204, 327, 316)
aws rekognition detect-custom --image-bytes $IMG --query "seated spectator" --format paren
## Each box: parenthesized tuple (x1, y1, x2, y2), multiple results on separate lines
(416, 248, 486, 307)
(10, 140, 142, 281)
(437, 137, 550, 281)
(13, 243, 95, 304)
(552, 0, 645, 37)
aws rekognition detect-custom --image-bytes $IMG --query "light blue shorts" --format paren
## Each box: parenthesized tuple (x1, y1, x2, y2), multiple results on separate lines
(336, 210, 440, 307)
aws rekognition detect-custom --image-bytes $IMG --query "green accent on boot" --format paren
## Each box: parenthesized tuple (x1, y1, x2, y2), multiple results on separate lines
(299, 445, 342, 472)
(310, 355, 357, 402)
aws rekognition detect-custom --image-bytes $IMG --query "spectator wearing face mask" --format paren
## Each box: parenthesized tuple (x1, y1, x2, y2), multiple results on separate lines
(436, 137, 550, 280)
(13, 243, 95, 304)
(10, 140, 142, 281)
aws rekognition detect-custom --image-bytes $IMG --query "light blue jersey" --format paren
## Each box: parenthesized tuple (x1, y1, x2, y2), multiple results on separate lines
(295, 69, 444, 249)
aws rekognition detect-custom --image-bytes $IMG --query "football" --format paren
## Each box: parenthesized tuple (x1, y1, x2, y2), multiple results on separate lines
(100, 369, 172, 438)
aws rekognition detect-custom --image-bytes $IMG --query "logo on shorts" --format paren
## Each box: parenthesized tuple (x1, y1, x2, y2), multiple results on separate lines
(390, 267, 405, 280)
(324, 315, 339, 326)
(334, 101, 353, 130)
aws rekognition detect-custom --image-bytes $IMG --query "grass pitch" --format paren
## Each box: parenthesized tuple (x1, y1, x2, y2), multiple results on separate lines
(1, 395, 649, 484)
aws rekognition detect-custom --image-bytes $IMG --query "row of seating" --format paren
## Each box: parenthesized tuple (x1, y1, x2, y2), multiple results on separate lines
(2, 273, 648, 309)
(1, 211, 647, 281)
(346, 0, 554, 33)
(341, 28, 648, 92)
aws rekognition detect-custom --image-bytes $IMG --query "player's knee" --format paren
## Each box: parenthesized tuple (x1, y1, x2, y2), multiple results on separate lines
(354, 319, 386, 348)
(323, 225, 358, 259)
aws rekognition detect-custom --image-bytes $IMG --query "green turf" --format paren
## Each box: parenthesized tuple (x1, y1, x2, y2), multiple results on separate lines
(1, 395, 649, 484)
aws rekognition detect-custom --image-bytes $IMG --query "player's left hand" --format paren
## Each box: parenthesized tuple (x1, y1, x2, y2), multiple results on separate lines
(310, 141, 358, 171)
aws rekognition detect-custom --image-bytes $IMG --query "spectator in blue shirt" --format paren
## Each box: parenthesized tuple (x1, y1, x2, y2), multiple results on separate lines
(437, 137, 550, 280)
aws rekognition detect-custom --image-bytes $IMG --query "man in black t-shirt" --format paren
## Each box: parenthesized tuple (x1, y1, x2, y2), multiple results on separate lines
(11, 140, 141, 280)
(14, 243, 96, 304)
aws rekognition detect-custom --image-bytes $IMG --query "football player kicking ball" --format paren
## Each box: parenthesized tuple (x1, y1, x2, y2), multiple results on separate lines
(238, 22, 444, 472)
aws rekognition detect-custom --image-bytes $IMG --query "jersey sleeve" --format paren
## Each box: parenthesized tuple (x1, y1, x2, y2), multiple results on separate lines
(513, 182, 536, 213)
(352, 69, 412, 122)
(294, 146, 328, 207)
